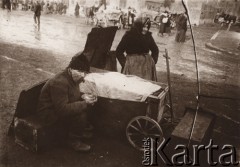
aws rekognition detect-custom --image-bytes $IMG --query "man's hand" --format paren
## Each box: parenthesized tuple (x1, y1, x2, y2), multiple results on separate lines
(85, 97, 97, 105)
(82, 94, 97, 106)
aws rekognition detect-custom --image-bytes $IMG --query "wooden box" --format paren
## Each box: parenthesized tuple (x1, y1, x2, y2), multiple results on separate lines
(14, 115, 66, 152)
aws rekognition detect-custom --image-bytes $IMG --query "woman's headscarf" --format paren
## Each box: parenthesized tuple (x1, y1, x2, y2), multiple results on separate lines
(131, 17, 151, 33)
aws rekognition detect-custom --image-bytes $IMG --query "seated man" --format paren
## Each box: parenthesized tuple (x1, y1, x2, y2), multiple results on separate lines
(36, 53, 96, 152)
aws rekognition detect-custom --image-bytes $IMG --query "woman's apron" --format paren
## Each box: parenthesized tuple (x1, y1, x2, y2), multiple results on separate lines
(122, 53, 157, 81)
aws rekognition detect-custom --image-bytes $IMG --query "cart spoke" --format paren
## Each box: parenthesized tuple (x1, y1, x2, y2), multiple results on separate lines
(131, 138, 143, 145)
(148, 123, 158, 131)
(144, 119, 148, 129)
(135, 119, 143, 130)
(129, 125, 142, 133)
(128, 132, 142, 136)
(148, 133, 160, 137)
(130, 139, 137, 144)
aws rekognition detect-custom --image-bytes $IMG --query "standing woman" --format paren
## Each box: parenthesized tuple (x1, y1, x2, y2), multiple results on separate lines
(116, 17, 159, 81)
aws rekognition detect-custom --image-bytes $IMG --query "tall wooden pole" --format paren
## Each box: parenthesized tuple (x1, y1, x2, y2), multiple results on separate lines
(163, 49, 174, 122)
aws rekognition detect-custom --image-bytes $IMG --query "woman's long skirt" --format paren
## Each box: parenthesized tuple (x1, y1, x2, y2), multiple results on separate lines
(122, 54, 157, 81)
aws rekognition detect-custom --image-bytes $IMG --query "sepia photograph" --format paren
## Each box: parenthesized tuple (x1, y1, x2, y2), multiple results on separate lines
(0, 0, 239, 166)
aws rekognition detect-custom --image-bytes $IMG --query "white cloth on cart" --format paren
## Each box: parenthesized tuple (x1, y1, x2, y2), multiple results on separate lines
(79, 72, 161, 102)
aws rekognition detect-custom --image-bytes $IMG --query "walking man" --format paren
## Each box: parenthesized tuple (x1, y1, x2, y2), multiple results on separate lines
(34, 0, 41, 30)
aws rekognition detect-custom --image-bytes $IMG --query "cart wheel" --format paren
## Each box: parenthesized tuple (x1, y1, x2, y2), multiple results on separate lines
(126, 116, 163, 151)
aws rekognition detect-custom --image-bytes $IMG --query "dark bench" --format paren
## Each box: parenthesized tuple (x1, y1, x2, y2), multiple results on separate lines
(8, 80, 65, 152)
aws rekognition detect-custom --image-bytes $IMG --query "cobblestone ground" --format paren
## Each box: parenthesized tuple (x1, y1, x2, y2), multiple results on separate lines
(0, 9, 239, 167)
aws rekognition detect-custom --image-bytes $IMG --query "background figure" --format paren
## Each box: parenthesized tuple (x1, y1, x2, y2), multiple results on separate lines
(44, 2, 49, 14)
(63, 3, 67, 14)
(165, 13, 172, 36)
(116, 17, 159, 81)
(58, 2, 63, 15)
(158, 11, 168, 36)
(119, 10, 126, 29)
(34, 1, 41, 30)
(75, 2, 79, 17)
(23, 0, 28, 10)
(53, 1, 57, 14)
(1, 0, 5, 8)
(40, 0, 44, 11)
(5, 0, 11, 11)
(12, 0, 17, 10)
(56, 2, 59, 14)
(29, 0, 34, 11)
(127, 7, 134, 28)
(175, 12, 187, 43)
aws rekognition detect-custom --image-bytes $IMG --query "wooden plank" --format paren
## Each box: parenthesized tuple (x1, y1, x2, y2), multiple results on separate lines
(171, 108, 215, 144)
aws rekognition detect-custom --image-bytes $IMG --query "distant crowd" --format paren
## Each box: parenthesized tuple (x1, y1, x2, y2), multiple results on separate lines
(1, 0, 188, 43)
(1, 0, 67, 15)
(43, 1, 67, 14)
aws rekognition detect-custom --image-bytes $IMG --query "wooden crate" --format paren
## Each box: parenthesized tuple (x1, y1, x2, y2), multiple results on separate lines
(14, 115, 66, 152)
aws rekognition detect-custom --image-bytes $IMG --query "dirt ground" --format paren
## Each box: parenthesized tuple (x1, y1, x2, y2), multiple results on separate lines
(0, 10, 239, 166)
